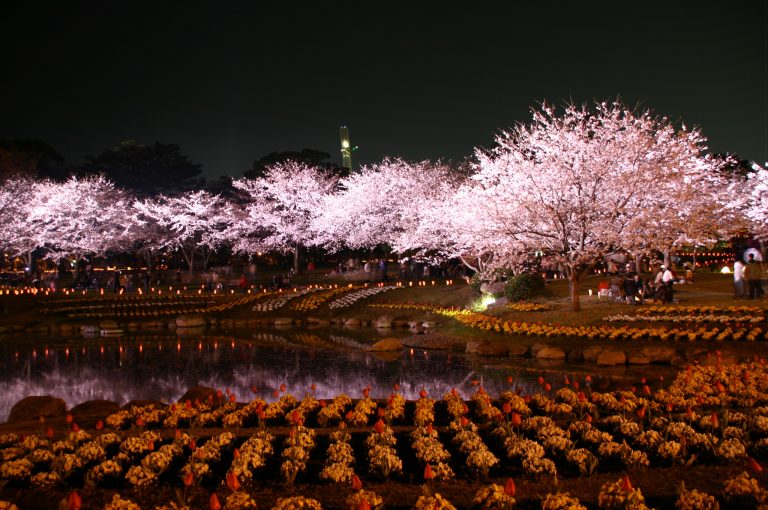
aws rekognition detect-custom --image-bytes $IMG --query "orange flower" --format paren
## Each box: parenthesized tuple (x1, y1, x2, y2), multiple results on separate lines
(95, 420, 104, 431)
(226, 472, 240, 491)
(504, 478, 516, 497)
(68, 491, 81, 510)
(424, 463, 435, 480)
(419, 389, 428, 399)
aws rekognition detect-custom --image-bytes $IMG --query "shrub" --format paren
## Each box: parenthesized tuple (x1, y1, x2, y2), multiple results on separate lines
(469, 273, 485, 294)
(505, 273, 546, 302)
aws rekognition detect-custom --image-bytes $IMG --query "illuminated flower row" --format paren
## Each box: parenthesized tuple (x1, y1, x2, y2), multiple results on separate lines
(603, 313, 764, 324)
(292, 285, 360, 311)
(280, 425, 316, 485)
(506, 302, 552, 312)
(410, 424, 454, 480)
(370, 302, 768, 343)
(319, 426, 354, 483)
(366, 420, 402, 479)
(328, 285, 400, 310)
(253, 288, 322, 312)
(227, 429, 273, 484)
(316, 394, 352, 427)
(345, 394, 377, 427)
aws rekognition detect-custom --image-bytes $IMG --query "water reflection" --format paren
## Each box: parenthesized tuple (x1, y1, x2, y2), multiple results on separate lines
(0, 331, 548, 421)
(1, 330, 674, 422)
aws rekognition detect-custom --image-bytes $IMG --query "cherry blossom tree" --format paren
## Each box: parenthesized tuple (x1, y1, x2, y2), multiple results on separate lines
(745, 165, 768, 241)
(28, 176, 131, 274)
(469, 101, 730, 311)
(0, 176, 47, 271)
(231, 161, 339, 274)
(133, 190, 232, 275)
(314, 159, 460, 253)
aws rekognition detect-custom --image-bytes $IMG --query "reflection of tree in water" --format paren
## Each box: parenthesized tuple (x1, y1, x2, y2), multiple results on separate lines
(0, 331, 551, 420)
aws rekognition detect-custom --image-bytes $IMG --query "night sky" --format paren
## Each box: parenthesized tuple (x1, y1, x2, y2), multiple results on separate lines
(2, 1, 766, 179)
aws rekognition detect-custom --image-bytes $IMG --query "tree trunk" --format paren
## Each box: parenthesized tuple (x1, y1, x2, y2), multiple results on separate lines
(293, 244, 302, 275)
(663, 248, 671, 268)
(141, 249, 153, 272)
(569, 274, 581, 312)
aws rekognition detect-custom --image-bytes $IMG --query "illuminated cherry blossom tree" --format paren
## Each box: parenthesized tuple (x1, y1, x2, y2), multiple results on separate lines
(0, 176, 47, 270)
(231, 161, 339, 274)
(133, 190, 232, 275)
(314, 159, 460, 253)
(745, 166, 768, 240)
(468, 101, 730, 311)
(29, 176, 131, 272)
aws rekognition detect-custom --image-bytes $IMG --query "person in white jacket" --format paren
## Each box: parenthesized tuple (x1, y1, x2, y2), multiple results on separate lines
(733, 257, 746, 299)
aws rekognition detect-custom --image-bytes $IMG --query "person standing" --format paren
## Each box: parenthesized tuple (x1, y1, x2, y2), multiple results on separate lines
(745, 254, 765, 299)
(733, 257, 746, 299)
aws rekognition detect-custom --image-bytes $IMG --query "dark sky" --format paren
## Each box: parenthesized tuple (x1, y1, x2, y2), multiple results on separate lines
(2, 1, 766, 179)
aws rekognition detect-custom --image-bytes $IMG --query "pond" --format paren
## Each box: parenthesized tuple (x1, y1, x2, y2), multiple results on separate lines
(0, 328, 669, 422)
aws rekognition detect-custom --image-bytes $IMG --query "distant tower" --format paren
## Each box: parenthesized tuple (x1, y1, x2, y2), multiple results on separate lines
(339, 126, 352, 171)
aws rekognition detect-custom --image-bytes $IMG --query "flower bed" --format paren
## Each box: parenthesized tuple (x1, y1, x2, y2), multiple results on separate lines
(2, 361, 768, 508)
(369, 303, 767, 343)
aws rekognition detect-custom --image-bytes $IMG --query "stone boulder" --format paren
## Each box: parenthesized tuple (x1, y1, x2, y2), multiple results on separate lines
(422, 321, 436, 328)
(175, 314, 206, 328)
(475, 342, 509, 357)
(636, 345, 677, 364)
(374, 316, 393, 329)
(8, 396, 67, 423)
(536, 347, 566, 360)
(531, 343, 550, 357)
(597, 350, 626, 366)
(367, 338, 403, 351)
(582, 346, 603, 362)
(627, 353, 651, 365)
(508, 344, 529, 357)
(70, 399, 121, 427)
(273, 317, 293, 326)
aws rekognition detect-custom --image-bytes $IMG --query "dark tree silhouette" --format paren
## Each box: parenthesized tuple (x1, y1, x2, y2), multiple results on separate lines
(244, 148, 349, 179)
(82, 140, 204, 197)
(0, 140, 66, 180)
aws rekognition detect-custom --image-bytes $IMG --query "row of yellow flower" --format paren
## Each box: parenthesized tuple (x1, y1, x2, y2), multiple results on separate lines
(507, 303, 552, 312)
(369, 303, 766, 342)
